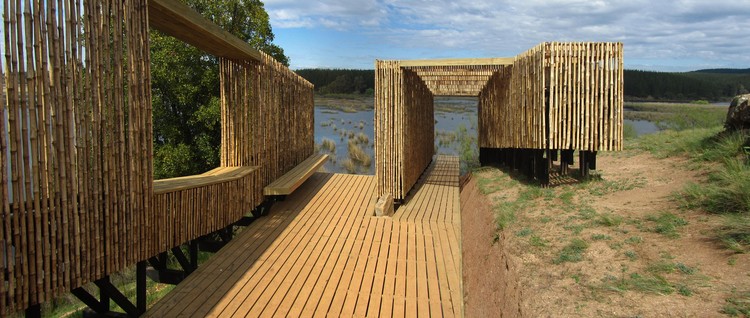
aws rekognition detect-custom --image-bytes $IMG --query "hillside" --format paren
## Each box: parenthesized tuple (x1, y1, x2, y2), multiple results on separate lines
(295, 68, 750, 102)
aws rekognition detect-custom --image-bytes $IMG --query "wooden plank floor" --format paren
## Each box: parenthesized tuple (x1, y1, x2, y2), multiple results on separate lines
(145, 155, 462, 318)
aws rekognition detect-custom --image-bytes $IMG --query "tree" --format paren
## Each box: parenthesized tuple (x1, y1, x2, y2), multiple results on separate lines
(151, 0, 289, 179)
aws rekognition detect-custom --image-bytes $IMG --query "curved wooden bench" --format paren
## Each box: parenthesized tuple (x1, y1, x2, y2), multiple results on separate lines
(154, 166, 259, 194)
(152, 166, 261, 251)
(264, 153, 328, 196)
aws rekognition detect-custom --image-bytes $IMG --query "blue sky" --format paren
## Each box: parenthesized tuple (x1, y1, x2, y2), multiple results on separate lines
(263, 0, 750, 71)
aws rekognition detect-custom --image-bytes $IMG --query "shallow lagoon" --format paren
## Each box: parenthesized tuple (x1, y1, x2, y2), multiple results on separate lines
(314, 97, 661, 175)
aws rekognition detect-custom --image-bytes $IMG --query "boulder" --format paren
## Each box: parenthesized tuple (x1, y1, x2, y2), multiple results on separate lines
(726, 94, 750, 131)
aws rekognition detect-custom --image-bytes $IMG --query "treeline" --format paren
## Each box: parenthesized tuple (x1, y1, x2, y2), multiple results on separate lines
(295, 69, 375, 95)
(624, 70, 750, 101)
(295, 68, 750, 101)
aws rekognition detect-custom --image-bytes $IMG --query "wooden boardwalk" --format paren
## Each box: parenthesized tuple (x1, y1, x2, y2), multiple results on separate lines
(145, 155, 462, 317)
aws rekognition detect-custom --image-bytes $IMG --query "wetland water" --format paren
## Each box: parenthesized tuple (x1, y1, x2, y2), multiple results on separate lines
(314, 96, 663, 175)
(314, 97, 478, 174)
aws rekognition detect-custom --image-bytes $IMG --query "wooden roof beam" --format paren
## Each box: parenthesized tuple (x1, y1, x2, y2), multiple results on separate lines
(399, 57, 514, 67)
(148, 0, 262, 61)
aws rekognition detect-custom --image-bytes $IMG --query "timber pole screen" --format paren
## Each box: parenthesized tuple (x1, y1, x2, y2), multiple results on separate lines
(375, 42, 623, 201)
(479, 42, 624, 151)
(0, 0, 314, 315)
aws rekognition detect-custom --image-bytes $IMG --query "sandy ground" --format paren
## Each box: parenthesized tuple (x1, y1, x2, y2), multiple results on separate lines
(461, 152, 750, 317)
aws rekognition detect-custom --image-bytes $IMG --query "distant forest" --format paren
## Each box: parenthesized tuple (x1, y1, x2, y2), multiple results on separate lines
(295, 69, 375, 95)
(295, 68, 750, 101)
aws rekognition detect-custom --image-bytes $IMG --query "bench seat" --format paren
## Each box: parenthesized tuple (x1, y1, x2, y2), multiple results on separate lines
(264, 153, 328, 196)
(154, 166, 259, 195)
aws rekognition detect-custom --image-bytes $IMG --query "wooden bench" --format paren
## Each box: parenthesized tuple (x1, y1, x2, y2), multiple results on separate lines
(264, 153, 329, 196)
(153, 166, 259, 194)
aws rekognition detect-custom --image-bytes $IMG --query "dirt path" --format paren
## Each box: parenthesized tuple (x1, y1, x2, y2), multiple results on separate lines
(461, 152, 750, 317)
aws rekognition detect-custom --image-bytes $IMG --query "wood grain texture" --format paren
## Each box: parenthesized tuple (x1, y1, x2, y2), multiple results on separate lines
(146, 156, 462, 318)
(264, 154, 328, 195)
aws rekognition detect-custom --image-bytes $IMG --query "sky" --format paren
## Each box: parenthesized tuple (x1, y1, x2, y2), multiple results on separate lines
(263, 0, 750, 72)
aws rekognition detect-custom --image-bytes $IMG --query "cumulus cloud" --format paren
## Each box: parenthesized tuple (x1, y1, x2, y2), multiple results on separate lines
(265, 0, 750, 69)
(264, 0, 385, 29)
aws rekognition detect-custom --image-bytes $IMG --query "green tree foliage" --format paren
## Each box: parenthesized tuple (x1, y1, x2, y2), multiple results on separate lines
(151, 0, 288, 179)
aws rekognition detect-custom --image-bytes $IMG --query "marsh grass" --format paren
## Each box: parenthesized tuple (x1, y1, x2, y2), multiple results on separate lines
(623, 122, 638, 139)
(625, 102, 726, 131)
(342, 159, 357, 173)
(355, 132, 369, 145)
(320, 138, 336, 152)
(347, 140, 372, 167)
(436, 130, 458, 146)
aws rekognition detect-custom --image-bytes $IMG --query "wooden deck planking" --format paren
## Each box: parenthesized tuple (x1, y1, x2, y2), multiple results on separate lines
(145, 155, 462, 318)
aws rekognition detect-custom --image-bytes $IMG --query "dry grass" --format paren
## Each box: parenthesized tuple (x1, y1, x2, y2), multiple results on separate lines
(348, 140, 372, 167)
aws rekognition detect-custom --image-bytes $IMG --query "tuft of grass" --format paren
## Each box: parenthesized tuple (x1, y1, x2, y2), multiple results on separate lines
(494, 201, 517, 230)
(625, 236, 643, 244)
(320, 138, 336, 152)
(476, 170, 505, 195)
(588, 178, 646, 196)
(559, 190, 575, 206)
(624, 250, 638, 261)
(591, 234, 612, 241)
(647, 261, 677, 274)
(646, 212, 688, 238)
(563, 223, 585, 235)
(677, 284, 693, 296)
(681, 158, 750, 215)
(347, 140, 372, 167)
(620, 273, 674, 295)
(717, 214, 750, 253)
(675, 262, 696, 275)
(515, 227, 533, 237)
(728, 257, 737, 266)
(577, 205, 598, 220)
(596, 212, 624, 227)
(554, 238, 589, 264)
(355, 132, 369, 145)
(722, 290, 750, 317)
(529, 235, 547, 247)
(492, 183, 543, 232)
(342, 159, 357, 173)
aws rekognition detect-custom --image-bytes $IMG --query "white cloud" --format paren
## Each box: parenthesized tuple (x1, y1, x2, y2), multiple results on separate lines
(265, 0, 385, 30)
(266, 0, 750, 69)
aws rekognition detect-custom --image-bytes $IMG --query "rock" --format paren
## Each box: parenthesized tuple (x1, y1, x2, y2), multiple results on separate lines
(374, 194, 394, 217)
(726, 94, 750, 131)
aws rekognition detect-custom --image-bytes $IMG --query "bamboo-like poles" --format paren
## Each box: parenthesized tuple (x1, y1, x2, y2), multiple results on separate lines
(218, 55, 315, 191)
(375, 61, 434, 201)
(1, 0, 152, 313)
(1, 0, 315, 315)
(377, 42, 623, 201)
(478, 42, 624, 151)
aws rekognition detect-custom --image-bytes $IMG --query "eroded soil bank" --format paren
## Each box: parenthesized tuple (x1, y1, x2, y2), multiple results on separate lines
(461, 153, 750, 317)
